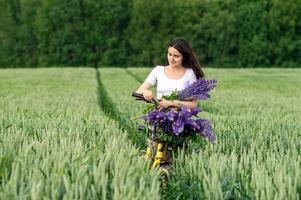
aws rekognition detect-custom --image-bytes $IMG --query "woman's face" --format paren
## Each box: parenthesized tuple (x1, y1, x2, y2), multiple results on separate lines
(167, 47, 183, 68)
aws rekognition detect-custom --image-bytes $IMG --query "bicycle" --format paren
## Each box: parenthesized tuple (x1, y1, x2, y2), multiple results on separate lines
(132, 92, 173, 178)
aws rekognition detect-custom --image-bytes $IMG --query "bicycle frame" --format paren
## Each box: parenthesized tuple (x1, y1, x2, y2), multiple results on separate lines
(132, 92, 172, 171)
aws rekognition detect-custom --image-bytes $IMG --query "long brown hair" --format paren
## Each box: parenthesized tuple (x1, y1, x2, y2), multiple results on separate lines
(168, 37, 204, 79)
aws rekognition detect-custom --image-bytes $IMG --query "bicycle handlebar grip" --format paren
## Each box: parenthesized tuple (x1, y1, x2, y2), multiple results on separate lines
(132, 92, 159, 105)
(132, 92, 144, 99)
(132, 92, 153, 103)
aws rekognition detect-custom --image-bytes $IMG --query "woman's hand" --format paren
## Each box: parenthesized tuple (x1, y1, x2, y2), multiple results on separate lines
(158, 99, 173, 109)
(136, 81, 153, 101)
(141, 89, 154, 101)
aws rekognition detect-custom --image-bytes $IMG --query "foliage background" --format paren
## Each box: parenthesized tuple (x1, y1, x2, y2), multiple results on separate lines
(0, 0, 300, 68)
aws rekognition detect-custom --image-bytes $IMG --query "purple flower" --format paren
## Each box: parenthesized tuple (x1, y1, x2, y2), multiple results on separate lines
(178, 107, 192, 118)
(156, 112, 166, 121)
(185, 118, 197, 129)
(142, 109, 159, 121)
(178, 79, 217, 101)
(166, 109, 178, 121)
(172, 118, 185, 136)
(141, 108, 216, 143)
(191, 107, 201, 115)
(195, 119, 216, 143)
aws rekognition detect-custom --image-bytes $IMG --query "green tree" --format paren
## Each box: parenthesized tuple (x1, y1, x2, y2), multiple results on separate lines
(84, 0, 131, 67)
(125, 0, 178, 67)
(1, 0, 301, 68)
(36, 0, 86, 66)
(0, 0, 21, 67)
(267, 0, 301, 67)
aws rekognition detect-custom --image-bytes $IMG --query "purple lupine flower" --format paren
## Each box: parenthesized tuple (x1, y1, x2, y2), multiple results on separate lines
(178, 108, 188, 118)
(191, 107, 202, 116)
(178, 107, 201, 119)
(166, 109, 178, 121)
(177, 79, 217, 101)
(156, 111, 166, 121)
(141, 108, 216, 143)
(142, 109, 159, 121)
(185, 118, 197, 130)
(195, 119, 216, 143)
(172, 118, 185, 136)
(171, 107, 198, 135)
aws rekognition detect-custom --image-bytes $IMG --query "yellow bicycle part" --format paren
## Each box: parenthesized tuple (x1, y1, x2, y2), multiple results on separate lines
(144, 146, 152, 159)
(151, 142, 164, 170)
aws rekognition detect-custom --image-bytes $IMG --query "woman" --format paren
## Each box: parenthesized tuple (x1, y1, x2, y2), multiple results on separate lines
(136, 38, 206, 170)
(136, 37, 205, 109)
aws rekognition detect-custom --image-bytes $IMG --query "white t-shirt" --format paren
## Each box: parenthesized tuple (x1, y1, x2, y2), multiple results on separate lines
(145, 65, 197, 99)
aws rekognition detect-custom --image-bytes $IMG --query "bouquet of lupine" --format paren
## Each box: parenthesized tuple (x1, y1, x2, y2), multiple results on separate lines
(140, 79, 217, 143)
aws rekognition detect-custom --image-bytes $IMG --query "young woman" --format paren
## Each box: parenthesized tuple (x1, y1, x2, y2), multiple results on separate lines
(136, 37, 205, 109)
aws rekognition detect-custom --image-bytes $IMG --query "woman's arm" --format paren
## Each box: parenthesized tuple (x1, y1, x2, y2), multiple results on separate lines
(158, 99, 198, 109)
(136, 81, 154, 100)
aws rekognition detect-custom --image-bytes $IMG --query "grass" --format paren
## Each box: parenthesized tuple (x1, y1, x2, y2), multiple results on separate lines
(0, 67, 300, 199)
(123, 67, 301, 199)
(0, 68, 160, 199)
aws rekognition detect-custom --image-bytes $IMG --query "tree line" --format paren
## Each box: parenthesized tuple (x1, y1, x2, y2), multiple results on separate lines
(0, 0, 300, 68)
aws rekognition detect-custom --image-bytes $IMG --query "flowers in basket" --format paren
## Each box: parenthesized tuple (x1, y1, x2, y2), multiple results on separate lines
(140, 79, 217, 143)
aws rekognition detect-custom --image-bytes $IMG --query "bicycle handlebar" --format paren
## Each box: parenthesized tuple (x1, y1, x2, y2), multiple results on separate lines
(132, 92, 159, 106)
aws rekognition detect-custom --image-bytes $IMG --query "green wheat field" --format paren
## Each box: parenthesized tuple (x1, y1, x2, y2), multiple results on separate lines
(0, 67, 300, 199)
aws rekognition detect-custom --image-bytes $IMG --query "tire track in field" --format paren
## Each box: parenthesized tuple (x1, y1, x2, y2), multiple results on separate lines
(125, 68, 143, 83)
(95, 68, 145, 149)
(95, 68, 120, 122)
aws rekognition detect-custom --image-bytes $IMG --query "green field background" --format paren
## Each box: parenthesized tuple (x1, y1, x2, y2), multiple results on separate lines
(0, 67, 300, 199)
